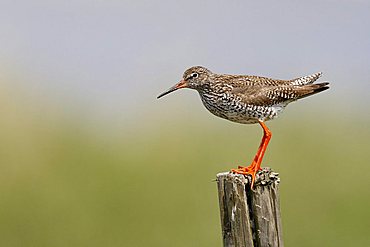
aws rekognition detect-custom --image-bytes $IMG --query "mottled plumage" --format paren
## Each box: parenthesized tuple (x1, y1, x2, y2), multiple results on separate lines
(157, 66, 329, 188)
(158, 66, 329, 124)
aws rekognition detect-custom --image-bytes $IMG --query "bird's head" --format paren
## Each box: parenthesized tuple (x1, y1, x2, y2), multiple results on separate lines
(157, 66, 212, 99)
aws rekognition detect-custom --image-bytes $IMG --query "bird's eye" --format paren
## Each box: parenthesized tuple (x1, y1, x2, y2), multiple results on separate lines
(191, 72, 199, 79)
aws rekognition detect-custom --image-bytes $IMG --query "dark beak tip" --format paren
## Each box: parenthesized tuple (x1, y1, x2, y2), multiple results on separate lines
(157, 90, 172, 99)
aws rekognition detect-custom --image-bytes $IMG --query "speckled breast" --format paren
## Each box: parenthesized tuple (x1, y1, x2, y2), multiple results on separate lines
(199, 92, 285, 124)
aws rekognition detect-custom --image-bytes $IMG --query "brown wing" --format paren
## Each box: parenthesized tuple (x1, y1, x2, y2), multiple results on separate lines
(214, 74, 292, 87)
(231, 83, 330, 106)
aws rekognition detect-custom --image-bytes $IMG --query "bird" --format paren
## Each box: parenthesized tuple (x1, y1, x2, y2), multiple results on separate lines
(157, 66, 329, 188)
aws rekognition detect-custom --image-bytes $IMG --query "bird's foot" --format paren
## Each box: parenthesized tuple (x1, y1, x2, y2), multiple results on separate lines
(231, 163, 261, 189)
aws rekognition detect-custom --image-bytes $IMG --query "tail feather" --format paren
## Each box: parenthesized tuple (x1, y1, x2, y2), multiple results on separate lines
(297, 82, 330, 99)
(291, 72, 322, 86)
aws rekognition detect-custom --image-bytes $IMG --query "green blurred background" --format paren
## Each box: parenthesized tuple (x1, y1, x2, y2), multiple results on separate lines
(1, 1, 370, 246)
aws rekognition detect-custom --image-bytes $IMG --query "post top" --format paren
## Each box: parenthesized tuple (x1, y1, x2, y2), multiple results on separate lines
(216, 167, 280, 187)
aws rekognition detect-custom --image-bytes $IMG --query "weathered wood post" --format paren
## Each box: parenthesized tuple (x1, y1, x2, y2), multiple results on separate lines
(216, 168, 283, 247)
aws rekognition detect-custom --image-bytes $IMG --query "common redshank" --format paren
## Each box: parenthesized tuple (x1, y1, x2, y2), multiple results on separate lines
(157, 66, 329, 188)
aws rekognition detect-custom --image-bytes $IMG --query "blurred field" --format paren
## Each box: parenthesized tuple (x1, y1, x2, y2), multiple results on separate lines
(0, 84, 369, 247)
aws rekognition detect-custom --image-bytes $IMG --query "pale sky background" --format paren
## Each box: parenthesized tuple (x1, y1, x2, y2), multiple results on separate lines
(1, 0, 369, 128)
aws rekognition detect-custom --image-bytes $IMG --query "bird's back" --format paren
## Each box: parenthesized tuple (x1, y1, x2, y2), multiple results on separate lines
(213, 72, 322, 87)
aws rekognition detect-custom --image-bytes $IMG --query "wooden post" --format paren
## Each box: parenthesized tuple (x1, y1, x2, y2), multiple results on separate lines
(216, 168, 283, 247)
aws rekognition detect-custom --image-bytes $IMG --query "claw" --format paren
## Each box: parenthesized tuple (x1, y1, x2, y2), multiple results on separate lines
(231, 163, 260, 189)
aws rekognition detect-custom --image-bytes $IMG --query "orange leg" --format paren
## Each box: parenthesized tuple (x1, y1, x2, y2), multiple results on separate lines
(231, 120, 272, 188)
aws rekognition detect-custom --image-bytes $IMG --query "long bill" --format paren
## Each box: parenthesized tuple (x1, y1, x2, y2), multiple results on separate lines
(157, 80, 187, 99)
